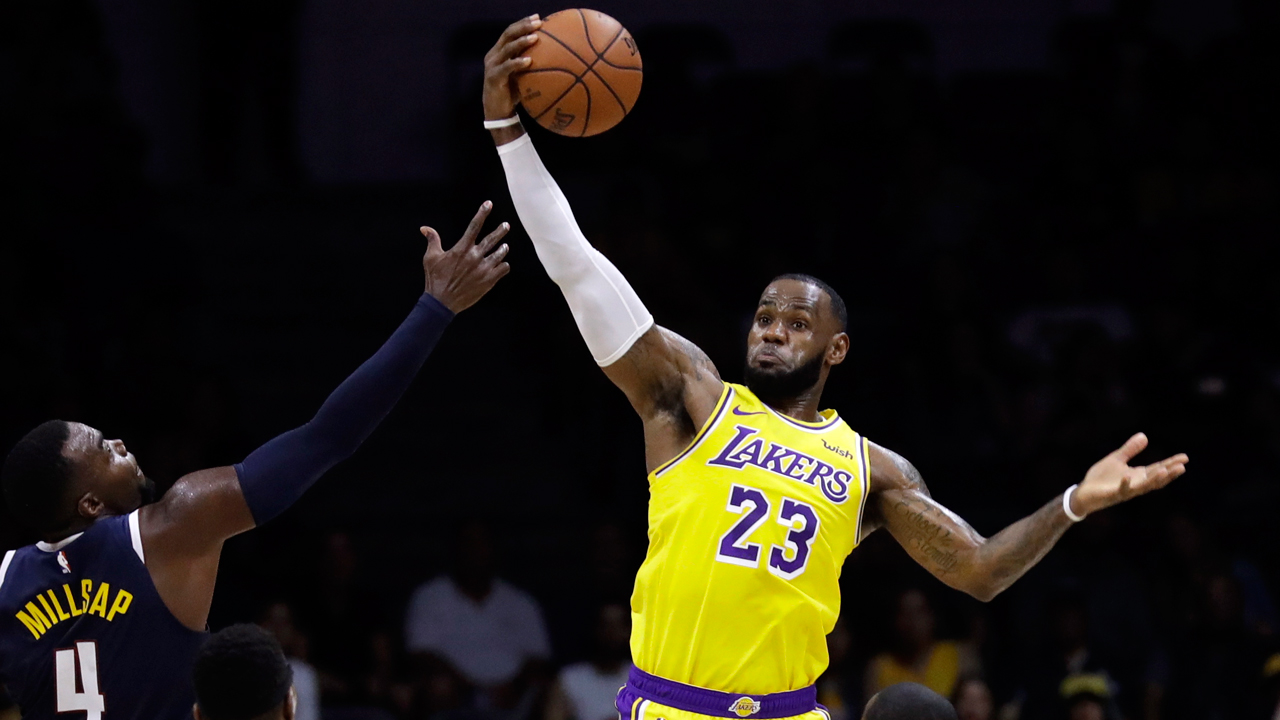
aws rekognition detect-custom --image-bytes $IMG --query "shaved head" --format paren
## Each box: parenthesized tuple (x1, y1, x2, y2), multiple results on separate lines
(769, 274, 847, 332)
(862, 683, 957, 720)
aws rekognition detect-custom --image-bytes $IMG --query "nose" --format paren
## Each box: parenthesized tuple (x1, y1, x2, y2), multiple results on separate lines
(761, 319, 786, 344)
(109, 439, 127, 456)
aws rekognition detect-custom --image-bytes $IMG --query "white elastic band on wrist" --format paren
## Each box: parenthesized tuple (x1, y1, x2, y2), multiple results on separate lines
(484, 115, 521, 129)
(1062, 484, 1087, 522)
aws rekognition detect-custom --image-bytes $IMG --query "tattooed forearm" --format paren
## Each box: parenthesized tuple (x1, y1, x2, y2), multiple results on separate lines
(894, 500, 960, 574)
(881, 487, 1072, 601)
(884, 491, 984, 586)
(973, 495, 1072, 593)
(871, 443, 1078, 601)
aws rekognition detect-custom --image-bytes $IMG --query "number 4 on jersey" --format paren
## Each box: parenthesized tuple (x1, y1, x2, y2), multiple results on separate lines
(716, 484, 820, 579)
(56, 641, 105, 719)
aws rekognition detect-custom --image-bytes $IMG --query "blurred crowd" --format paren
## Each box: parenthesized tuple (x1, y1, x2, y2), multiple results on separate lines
(2, 0, 1279, 719)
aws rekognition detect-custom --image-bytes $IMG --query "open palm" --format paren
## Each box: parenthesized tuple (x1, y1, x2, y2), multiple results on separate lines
(1073, 433, 1188, 516)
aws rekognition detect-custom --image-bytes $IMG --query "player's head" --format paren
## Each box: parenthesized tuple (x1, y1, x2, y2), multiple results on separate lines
(193, 624, 296, 720)
(2, 420, 155, 539)
(862, 682, 958, 720)
(743, 274, 849, 405)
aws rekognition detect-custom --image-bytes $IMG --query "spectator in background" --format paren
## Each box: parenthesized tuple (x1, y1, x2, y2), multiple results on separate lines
(544, 603, 631, 720)
(1059, 675, 1114, 720)
(1262, 651, 1280, 720)
(259, 601, 321, 720)
(405, 520, 551, 718)
(1018, 593, 1122, 720)
(301, 531, 390, 707)
(950, 677, 993, 720)
(1165, 571, 1269, 719)
(865, 589, 972, 700)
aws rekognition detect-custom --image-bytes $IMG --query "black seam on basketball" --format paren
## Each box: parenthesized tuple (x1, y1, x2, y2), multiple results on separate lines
(530, 23, 630, 131)
(595, 56, 643, 71)
(581, 73, 591, 136)
(597, 26, 640, 71)
(576, 9, 599, 55)
(577, 9, 624, 59)
(532, 52, 604, 121)
(532, 78, 581, 121)
(519, 68, 580, 76)
(585, 65, 629, 114)
(531, 53, 601, 122)
(537, 28, 594, 73)
(590, 27, 632, 112)
(600, 24, 626, 58)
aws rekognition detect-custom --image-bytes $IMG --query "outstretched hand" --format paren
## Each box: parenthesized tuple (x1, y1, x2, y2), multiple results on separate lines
(1072, 433, 1188, 516)
(483, 15, 542, 120)
(421, 201, 511, 313)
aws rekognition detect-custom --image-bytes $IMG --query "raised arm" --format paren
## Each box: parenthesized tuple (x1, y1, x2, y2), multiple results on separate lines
(864, 434, 1188, 601)
(139, 204, 511, 629)
(483, 17, 723, 468)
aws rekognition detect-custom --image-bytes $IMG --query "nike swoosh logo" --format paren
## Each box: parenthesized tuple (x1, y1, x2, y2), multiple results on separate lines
(732, 406, 767, 416)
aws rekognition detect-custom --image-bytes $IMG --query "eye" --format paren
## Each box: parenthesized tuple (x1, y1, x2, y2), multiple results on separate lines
(757, 315, 771, 326)
(792, 321, 807, 330)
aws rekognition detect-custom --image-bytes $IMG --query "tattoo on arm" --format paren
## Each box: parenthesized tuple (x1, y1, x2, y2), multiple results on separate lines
(885, 490, 982, 581)
(874, 445, 1075, 601)
(603, 326, 722, 432)
(972, 495, 1072, 592)
(667, 331, 719, 385)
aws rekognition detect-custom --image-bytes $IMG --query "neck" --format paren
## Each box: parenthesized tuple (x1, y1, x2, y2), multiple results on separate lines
(43, 516, 96, 544)
(765, 380, 827, 422)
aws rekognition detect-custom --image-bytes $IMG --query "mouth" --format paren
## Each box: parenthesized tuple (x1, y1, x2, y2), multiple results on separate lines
(754, 350, 784, 368)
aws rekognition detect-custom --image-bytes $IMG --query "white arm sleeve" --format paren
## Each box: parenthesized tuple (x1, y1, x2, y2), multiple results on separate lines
(497, 134, 654, 366)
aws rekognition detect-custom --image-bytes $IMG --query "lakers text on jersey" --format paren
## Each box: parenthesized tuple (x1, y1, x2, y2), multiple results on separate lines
(630, 383, 870, 696)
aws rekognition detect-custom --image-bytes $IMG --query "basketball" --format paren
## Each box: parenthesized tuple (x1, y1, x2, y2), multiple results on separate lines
(515, 9, 642, 137)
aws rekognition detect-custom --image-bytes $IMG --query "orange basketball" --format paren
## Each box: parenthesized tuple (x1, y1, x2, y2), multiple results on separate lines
(515, 9, 642, 137)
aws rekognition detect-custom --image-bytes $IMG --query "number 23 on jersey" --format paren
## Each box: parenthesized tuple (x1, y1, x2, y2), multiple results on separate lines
(716, 484, 820, 580)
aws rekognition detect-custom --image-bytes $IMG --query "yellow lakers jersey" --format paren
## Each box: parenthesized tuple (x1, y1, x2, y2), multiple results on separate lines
(631, 383, 870, 695)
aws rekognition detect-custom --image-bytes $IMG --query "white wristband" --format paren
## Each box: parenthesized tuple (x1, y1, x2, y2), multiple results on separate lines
(1062, 484, 1087, 522)
(484, 115, 521, 129)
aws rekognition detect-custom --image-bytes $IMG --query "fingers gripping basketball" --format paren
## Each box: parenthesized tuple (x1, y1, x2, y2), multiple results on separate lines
(516, 9, 642, 137)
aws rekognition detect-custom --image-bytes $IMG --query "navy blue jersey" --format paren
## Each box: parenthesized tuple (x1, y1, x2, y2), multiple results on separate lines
(0, 512, 205, 719)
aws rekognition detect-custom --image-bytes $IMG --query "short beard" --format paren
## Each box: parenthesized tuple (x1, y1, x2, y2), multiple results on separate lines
(743, 354, 824, 406)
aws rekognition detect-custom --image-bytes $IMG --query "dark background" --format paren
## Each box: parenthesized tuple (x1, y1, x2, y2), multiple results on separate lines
(2, 0, 1278, 718)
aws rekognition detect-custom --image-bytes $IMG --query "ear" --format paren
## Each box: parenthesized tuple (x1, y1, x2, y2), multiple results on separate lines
(77, 492, 105, 521)
(826, 332, 850, 367)
(193, 704, 204, 720)
(284, 686, 298, 720)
